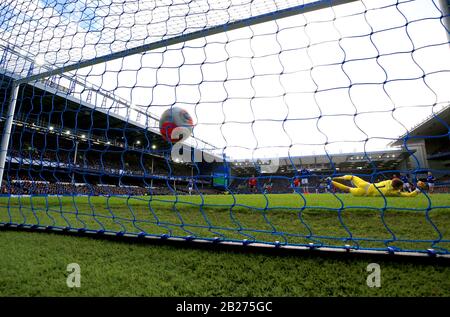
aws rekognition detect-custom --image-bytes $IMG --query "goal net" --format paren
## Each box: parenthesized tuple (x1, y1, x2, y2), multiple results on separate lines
(0, 0, 449, 256)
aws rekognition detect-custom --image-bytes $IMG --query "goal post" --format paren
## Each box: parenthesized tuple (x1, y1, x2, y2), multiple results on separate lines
(17, 0, 362, 85)
(439, 0, 450, 40)
(0, 82, 19, 188)
(0, 0, 449, 257)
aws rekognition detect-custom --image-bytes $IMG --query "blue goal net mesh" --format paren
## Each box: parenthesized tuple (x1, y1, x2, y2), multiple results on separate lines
(0, 0, 449, 256)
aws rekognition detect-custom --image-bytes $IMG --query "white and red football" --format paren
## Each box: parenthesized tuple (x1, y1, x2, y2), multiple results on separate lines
(159, 107, 194, 142)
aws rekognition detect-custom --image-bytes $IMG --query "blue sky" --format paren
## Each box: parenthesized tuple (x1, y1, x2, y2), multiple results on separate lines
(40, 0, 102, 31)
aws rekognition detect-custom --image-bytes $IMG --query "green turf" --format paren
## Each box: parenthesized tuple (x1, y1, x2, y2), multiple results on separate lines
(0, 193, 449, 296)
(1, 193, 449, 251)
(0, 230, 449, 296)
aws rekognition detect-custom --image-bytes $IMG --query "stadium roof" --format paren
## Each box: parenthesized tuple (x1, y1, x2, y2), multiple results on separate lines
(0, 70, 222, 163)
(390, 103, 450, 147)
(231, 149, 413, 174)
(0, 43, 221, 152)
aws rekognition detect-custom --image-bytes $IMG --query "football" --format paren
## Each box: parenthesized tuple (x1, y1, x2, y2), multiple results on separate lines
(159, 107, 194, 142)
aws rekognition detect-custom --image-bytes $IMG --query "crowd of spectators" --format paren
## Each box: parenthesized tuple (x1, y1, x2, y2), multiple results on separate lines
(7, 149, 448, 196)
(0, 181, 210, 196)
(7, 148, 192, 178)
(0, 180, 149, 196)
(0, 175, 218, 196)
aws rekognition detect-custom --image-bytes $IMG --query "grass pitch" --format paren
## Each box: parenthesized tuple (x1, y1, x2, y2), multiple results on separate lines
(0, 193, 449, 296)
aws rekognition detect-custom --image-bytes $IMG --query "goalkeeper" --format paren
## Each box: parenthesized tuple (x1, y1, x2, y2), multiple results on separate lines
(329, 175, 424, 197)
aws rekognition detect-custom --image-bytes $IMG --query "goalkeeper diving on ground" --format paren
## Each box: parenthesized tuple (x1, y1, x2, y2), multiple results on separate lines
(329, 175, 426, 197)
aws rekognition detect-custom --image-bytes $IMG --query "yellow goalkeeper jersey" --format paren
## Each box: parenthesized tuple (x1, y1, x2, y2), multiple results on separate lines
(363, 180, 418, 197)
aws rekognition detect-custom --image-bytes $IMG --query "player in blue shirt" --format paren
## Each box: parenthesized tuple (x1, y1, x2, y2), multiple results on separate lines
(300, 168, 310, 194)
(400, 174, 411, 192)
(187, 178, 194, 195)
(426, 172, 436, 193)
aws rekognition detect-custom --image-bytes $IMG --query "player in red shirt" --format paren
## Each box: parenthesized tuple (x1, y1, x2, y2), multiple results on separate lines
(248, 175, 257, 193)
(292, 177, 300, 193)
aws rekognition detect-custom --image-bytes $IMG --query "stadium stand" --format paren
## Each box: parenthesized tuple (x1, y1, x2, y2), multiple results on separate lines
(390, 104, 450, 193)
(0, 45, 222, 197)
